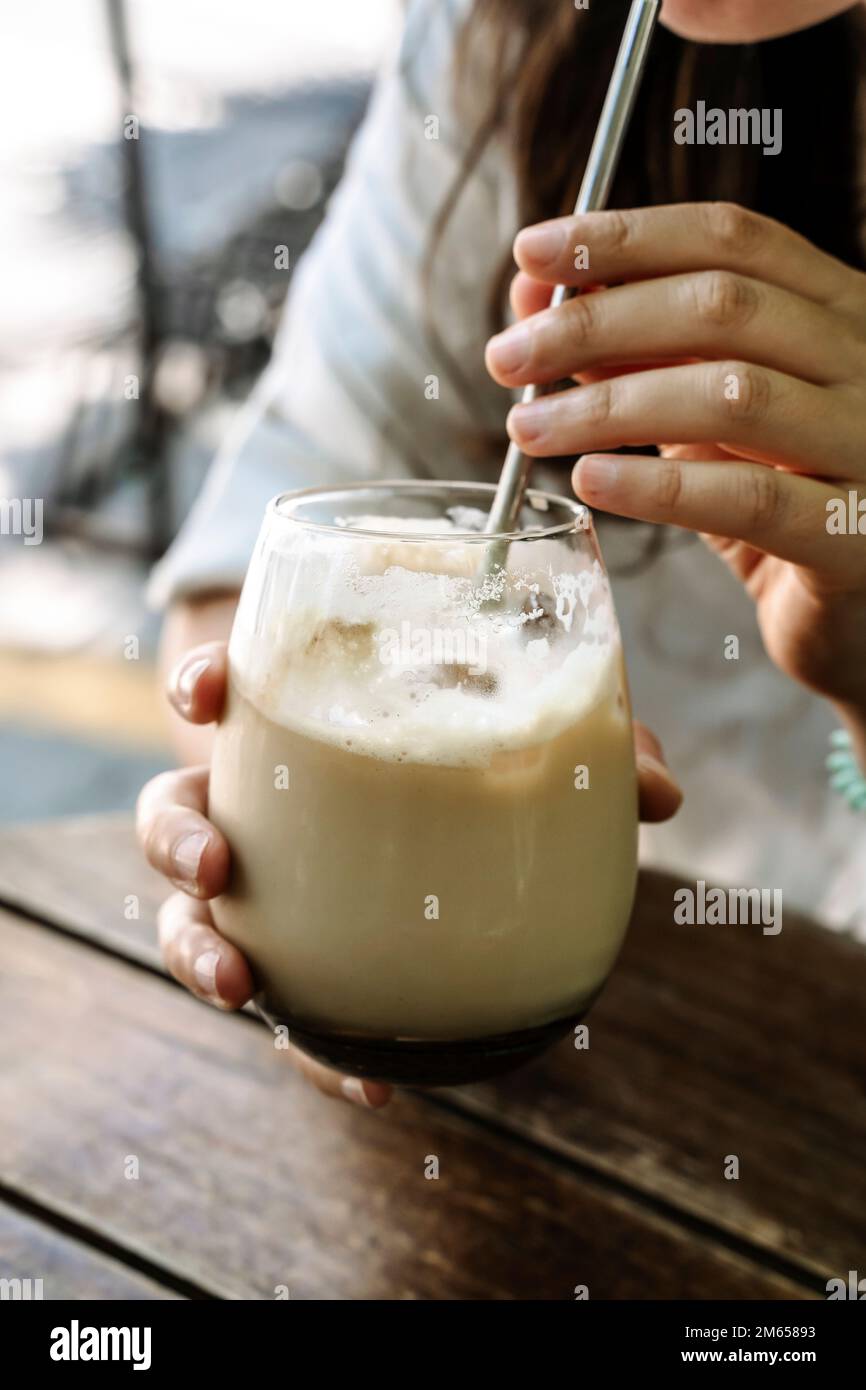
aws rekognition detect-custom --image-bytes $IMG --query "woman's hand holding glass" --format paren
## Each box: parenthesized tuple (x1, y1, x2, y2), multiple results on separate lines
(137, 642, 683, 1109)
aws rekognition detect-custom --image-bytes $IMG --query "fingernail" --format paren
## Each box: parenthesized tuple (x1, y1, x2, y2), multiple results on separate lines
(172, 656, 210, 715)
(173, 829, 209, 884)
(193, 948, 225, 1002)
(508, 400, 549, 443)
(637, 752, 682, 797)
(487, 322, 532, 375)
(575, 454, 620, 498)
(516, 221, 568, 266)
(340, 1077, 375, 1108)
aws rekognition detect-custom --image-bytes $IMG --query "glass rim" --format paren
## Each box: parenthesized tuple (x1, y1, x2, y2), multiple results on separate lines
(268, 480, 592, 544)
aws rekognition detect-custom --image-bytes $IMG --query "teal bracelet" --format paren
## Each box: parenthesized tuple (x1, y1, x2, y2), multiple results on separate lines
(827, 730, 866, 812)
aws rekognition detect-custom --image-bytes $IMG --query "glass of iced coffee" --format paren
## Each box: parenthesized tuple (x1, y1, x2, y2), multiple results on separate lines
(208, 481, 638, 1085)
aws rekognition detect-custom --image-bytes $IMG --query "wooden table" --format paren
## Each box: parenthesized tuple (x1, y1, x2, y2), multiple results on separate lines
(0, 815, 864, 1301)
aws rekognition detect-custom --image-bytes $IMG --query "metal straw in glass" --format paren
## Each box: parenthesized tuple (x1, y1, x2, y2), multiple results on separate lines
(481, 0, 661, 578)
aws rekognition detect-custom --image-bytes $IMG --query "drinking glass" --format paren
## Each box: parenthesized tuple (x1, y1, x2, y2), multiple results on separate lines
(208, 481, 638, 1084)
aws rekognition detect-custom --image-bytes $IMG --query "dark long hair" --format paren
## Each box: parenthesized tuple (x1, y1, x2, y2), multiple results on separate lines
(424, 0, 866, 471)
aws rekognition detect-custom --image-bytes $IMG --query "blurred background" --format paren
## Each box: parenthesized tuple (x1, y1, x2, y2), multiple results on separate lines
(0, 0, 401, 822)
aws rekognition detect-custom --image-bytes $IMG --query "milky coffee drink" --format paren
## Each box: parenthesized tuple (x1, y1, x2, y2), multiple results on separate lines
(208, 484, 638, 1084)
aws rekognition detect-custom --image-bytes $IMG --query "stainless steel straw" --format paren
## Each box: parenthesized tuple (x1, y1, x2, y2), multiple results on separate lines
(482, 0, 661, 576)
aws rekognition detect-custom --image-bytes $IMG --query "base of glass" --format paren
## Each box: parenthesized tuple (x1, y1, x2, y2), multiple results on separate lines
(257, 999, 598, 1086)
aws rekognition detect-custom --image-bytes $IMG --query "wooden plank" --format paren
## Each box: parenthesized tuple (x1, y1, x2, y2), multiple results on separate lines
(0, 815, 164, 963)
(0, 1201, 182, 1301)
(0, 908, 806, 1300)
(1, 817, 862, 1282)
(454, 873, 866, 1282)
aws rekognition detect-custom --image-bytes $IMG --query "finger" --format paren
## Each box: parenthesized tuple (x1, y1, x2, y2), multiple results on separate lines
(489, 272, 858, 391)
(158, 892, 253, 1009)
(137, 766, 230, 898)
(509, 271, 611, 323)
(633, 721, 683, 823)
(505, 273, 689, 383)
(513, 203, 855, 309)
(506, 361, 862, 479)
(510, 270, 555, 320)
(167, 642, 228, 725)
(285, 1047, 392, 1110)
(573, 453, 862, 575)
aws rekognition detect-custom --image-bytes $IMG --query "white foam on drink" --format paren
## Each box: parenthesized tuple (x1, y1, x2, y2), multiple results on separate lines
(231, 513, 621, 768)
